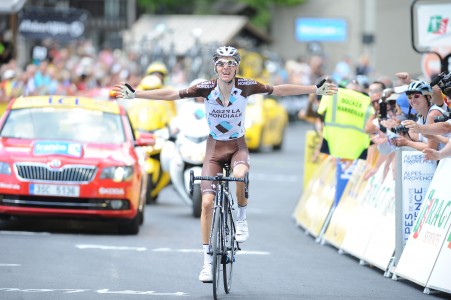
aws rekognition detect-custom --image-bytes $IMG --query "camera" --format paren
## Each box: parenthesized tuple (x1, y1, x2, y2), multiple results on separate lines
(434, 111, 451, 123)
(431, 72, 451, 98)
(377, 88, 394, 133)
(378, 100, 388, 133)
(391, 125, 409, 134)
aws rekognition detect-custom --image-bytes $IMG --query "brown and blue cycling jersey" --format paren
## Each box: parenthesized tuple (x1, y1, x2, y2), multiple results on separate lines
(179, 77, 273, 141)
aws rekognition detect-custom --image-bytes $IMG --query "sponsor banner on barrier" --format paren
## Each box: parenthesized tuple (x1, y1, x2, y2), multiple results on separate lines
(323, 159, 367, 248)
(294, 155, 329, 226)
(334, 159, 355, 207)
(362, 170, 396, 271)
(294, 156, 336, 237)
(400, 151, 436, 246)
(339, 162, 386, 260)
(395, 158, 451, 287)
(427, 224, 451, 294)
(303, 130, 325, 189)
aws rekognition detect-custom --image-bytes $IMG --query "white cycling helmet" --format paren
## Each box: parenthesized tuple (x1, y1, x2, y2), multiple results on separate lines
(213, 46, 241, 64)
(406, 80, 433, 96)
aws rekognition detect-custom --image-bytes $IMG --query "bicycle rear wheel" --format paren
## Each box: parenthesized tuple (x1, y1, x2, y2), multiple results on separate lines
(223, 196, 235, 293)
(212, 208, 222, 300)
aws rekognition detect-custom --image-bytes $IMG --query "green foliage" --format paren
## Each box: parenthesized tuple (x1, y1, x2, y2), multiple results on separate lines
(137, 0, 306, 29)
(238, 0, 305, 29)
(137, 0, 198, 14)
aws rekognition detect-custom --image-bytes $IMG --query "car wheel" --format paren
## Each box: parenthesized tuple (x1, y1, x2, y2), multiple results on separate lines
(138, 201, 145, 226)
(273, 126, 286, 151)
(192, 184, 202, 218)
(145, 175, 158, 204)
(0, 214, 11, 221)
(118, 213, 140, 235)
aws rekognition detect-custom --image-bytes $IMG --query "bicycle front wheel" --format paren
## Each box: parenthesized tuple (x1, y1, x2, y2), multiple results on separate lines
(212, 208, 222, 300)
(223, 196, 235, 293)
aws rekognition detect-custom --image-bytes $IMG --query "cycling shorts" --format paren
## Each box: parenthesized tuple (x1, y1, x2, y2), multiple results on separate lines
(201, 135, 250, 195)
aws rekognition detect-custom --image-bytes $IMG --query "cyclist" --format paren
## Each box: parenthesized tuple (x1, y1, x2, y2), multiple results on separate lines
(113, 46, 337, 282)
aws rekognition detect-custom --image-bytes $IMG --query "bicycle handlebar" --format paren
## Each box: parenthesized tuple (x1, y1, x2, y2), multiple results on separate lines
(193, 175, 245, 182)
(189, 171, 249, 198)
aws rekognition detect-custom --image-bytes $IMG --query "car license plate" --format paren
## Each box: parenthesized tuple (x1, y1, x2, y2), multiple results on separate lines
(29, 184, 80, 197)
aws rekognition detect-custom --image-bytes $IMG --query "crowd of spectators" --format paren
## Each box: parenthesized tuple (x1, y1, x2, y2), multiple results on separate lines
(300, 60, 451, 180)
(0, 38, 374, 105)
(2, 38, 451, 168)
(0, 40, 144, 103)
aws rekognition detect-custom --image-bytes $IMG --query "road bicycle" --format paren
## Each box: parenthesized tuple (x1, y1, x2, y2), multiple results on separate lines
(190, 163, 249, 300)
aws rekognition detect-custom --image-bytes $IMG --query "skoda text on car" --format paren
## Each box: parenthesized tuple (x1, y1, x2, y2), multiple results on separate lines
(0, 95, 154, 234)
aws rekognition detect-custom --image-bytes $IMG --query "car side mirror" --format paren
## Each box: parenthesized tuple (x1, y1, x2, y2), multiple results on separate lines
(135, 132, 155, 147)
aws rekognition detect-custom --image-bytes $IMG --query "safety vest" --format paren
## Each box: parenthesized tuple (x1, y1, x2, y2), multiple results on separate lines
(318, 88, 373, 160)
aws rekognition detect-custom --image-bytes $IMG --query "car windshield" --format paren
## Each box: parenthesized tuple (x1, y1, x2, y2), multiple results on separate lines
(0, 107, 126, 144)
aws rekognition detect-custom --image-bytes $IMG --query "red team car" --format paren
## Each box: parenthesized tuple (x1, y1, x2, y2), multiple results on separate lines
(0, 96, 154, 234)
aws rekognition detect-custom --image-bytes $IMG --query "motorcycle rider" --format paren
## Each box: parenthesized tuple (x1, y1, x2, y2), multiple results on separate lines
(114, 46, 337, 283)
(145, 61, 176, 117)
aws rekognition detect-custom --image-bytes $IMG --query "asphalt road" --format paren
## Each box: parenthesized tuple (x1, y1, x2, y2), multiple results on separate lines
(1, 121, 450, 300)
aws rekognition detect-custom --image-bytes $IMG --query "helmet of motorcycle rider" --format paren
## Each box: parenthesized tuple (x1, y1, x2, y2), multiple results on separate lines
(146, 61, 168, 77)
(137, 75, 163, 91)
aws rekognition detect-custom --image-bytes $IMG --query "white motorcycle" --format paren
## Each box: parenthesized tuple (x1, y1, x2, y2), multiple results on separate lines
(161, 103, 208, 218)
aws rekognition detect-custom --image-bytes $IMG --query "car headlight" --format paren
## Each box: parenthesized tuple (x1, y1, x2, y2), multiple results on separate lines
(100, 166, 134, 182)
(0, 162, 11, 175)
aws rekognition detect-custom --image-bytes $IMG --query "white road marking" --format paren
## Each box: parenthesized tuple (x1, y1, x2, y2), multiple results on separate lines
(76, 245, 270, 255)
(0, 264, 21, 267)
(250, 173, 300, 183)
(76, 245, 147, 251)
(0, 231, 50, 236)
(237, 250, 270, 255)
(0, 288, 188, 296)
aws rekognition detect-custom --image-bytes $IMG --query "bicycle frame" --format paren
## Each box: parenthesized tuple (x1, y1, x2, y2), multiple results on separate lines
(190, 164, 249, 299)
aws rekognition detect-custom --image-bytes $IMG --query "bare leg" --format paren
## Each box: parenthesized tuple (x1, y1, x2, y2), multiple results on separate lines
(200, 193, 215, 244)
(233, 164, 249, 206)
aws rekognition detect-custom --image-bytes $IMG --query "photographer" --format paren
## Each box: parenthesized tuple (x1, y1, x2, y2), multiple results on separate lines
(364, 88, 403, 179)
(403, 72, 451, 147)
(390, 81, 444, 151)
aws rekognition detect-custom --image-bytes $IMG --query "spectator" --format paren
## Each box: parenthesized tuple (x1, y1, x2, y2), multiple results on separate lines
(391, 81, 444, 151)
(0, 31, 14, 65)
(355, 54, 371, 77)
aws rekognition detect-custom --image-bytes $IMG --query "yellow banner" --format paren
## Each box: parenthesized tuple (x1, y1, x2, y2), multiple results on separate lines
(303, 130, 326, 189)
(293, 155, 336, 237)
(11, 96, 120, 114)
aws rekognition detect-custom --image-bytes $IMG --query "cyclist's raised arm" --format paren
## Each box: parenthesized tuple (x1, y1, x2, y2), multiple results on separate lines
(137, 87, 181, 101)
(272, 84, 316, 97)
(271, 78, 337, 97)
(114, 82, 181, 101)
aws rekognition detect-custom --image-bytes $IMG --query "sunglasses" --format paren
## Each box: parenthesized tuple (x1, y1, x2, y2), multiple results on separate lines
(215, 59, 238, 67)
(407, 94, 422, 100)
